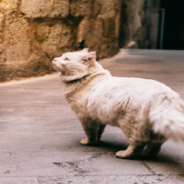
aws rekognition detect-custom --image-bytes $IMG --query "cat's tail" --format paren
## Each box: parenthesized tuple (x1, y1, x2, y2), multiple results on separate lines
(149, 93, 184, 142)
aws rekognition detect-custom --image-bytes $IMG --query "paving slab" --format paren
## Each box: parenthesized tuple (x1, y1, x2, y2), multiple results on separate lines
(142, 141, 184, 175)
(0, 132, 129, 153)
(1, 175, 184, 184)
(0, 116, 121, 134)
(0, 177, 38, 184)
(1, 49, 184, 183)
(0, 152, 151, 177)
(36, 175, 184, 184)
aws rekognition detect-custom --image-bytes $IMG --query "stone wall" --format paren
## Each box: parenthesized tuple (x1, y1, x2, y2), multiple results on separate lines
(0, 0, 121, 82)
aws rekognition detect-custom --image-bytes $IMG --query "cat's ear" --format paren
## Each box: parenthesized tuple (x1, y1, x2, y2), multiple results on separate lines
(81, 48, 89, 53)
(81, 52, 96, 65)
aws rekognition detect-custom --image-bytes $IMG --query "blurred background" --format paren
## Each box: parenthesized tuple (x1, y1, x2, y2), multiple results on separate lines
(0, 0, 183, 82)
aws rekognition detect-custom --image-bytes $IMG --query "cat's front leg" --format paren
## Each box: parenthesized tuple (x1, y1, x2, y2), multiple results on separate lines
(79, 116, 102, 145)
(97, 124, 106, 141)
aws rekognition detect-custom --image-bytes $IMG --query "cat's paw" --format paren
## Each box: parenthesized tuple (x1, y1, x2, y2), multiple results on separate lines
(80, 138, 90, 145)
(80, 138, 98, 146)
(116, 151, 129, 158)
(116, 150, 140, 159)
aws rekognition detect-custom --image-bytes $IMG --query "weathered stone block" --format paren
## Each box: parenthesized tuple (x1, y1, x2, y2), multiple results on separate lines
(78, 15, 119, 59)
(6, 12, 31, 61)
(0, 0, 17, 10)
(33, 23, 60, 52)
(115, 13, 121, 39)
(114, 0, 121, 39)
(33, 21, 76, 54)
(25, 53, 54, 76)
(20, 0, 69, 18)
(0, 12, 4, 43)
(59, 23, 74, 48)
(71, 0, 115, 18)
(70, 0, 91, 17)
(0, 16, 5, 65)
(20, 0, 48, 18)
(100, 0, 115, 17)
(0, 44, 5, 63)
(50, 0, 70, 18)
(70, 0, 116, 18)
(90, 0, 102, 17)
(102, 17, 115, 38)
(0, 52, 54, 82)
(77, 17, 103, 52)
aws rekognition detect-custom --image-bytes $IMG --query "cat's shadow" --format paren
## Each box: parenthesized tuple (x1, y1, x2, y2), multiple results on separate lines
(94, 140, 184, 179)
(97, 140, 128, 151)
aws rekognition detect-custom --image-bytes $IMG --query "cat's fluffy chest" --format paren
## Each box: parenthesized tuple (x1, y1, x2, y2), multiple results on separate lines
(63, 73, 110, 116)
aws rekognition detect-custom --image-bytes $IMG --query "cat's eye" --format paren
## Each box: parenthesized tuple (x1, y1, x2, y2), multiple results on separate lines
(64, 58, 69, 61)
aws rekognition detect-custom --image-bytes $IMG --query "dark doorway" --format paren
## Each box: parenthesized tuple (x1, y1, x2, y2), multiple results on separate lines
(158, 0, 184, 50)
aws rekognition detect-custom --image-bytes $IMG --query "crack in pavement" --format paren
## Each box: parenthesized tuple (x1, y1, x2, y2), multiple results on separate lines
(53, 152, 106, 175)
(140, 160, 156, 175)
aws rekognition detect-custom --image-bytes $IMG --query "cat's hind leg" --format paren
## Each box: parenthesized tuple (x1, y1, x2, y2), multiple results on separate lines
(141, 136, 166, 157)
(116, 141, 147, 159)
(141, 142, 162, 157)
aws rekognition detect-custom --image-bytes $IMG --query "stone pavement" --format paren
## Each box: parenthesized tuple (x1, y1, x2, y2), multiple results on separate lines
(0, 49, 184, 184)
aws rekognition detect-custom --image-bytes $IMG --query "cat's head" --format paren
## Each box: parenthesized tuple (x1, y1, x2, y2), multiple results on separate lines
(52, 49, 102, 82)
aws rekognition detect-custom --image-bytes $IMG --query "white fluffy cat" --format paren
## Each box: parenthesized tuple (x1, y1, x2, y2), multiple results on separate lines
(52, 49, 184, 159)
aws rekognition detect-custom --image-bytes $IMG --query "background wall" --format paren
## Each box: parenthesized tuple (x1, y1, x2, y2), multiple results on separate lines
(0, 0, 121, 82)
(119, 0, 160, 49)
(0, 0, 160, 82)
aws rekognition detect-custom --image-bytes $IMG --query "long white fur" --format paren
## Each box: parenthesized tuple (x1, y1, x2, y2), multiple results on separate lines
(52, 49, 184, 158)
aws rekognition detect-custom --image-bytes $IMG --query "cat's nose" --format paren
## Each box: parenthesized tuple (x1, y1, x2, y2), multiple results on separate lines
(52, 59, 57, 64)
(52, 59, 58, 68)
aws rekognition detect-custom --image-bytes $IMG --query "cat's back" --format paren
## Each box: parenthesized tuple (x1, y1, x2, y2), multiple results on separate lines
(87, 76, 178, 123)
(89, 76, 174, 100)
